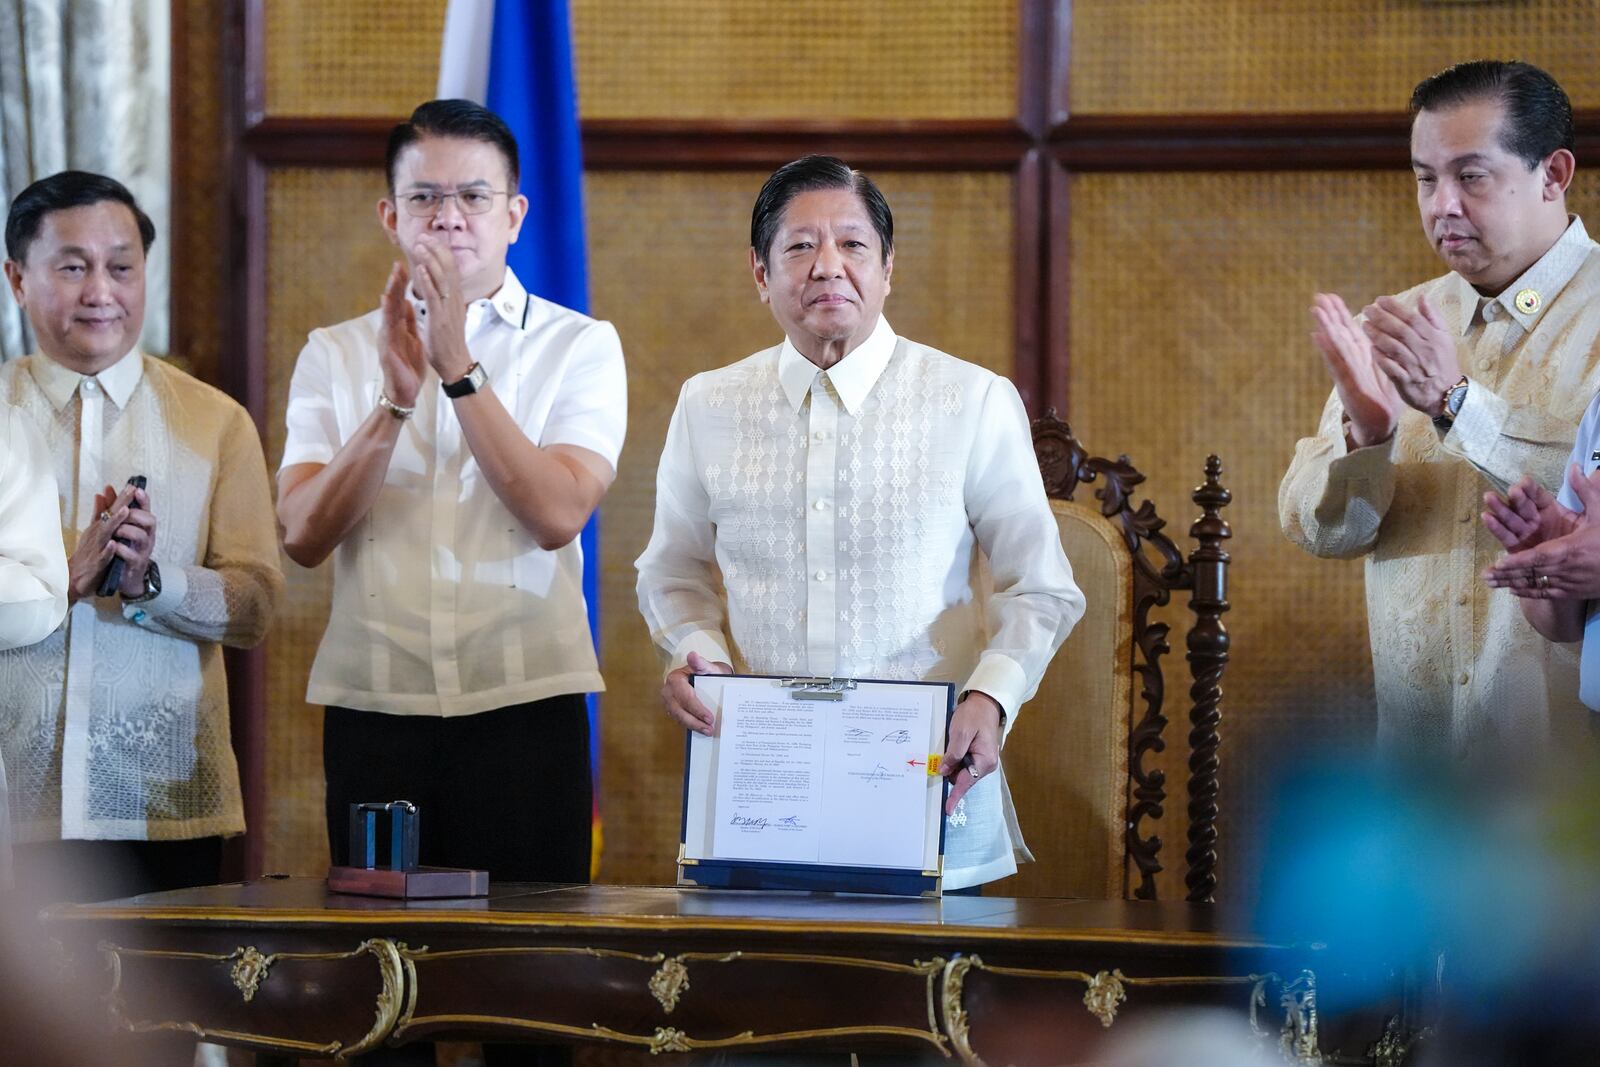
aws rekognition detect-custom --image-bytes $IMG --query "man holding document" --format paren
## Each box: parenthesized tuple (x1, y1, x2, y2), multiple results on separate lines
(635, 156, 1085, 891)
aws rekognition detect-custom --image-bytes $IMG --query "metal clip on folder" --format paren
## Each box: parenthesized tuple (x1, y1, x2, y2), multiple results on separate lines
(779, 676, 858, 701)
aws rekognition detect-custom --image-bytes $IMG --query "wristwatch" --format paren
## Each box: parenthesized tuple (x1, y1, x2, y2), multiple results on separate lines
(442, 362, 488, 398)
(123, 560, 162, 604)
(1433, 375, 1469, 431)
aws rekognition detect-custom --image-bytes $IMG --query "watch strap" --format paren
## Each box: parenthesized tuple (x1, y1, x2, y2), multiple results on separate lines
(1434, 375, 1469, 431)
(123, 559, 162, 604)
(442, 362, 486, 398)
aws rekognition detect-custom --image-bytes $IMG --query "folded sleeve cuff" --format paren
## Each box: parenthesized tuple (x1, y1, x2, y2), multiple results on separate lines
(1327, 430, 1398, 481)
(123, 560, 189, 623)
(960, 654, 1027, 738)
(1443, 379, 1508, 471)
(665, 629, 733, 680)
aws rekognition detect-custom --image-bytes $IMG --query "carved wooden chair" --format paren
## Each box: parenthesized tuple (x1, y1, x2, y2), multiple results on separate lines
(992, 411, 1231, 903)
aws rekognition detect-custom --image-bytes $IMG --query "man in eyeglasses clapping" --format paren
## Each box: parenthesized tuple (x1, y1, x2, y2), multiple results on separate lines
(277, 101, 626, 926)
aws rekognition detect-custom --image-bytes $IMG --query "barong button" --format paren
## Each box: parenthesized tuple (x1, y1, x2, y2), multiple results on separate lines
(1458, 672, 1470, 686)
(815, 570, 827, 582)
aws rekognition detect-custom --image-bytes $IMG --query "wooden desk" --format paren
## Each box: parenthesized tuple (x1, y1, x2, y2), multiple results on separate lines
(43, 878, 1395, 1064)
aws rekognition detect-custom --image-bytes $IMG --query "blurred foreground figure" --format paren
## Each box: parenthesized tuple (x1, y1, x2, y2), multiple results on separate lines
(1254, 744, 1600, 1066)
(1095, 1010, 1280, 1067)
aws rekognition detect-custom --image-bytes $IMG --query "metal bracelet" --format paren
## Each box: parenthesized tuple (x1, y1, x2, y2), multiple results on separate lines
(377, 392, 415, 421)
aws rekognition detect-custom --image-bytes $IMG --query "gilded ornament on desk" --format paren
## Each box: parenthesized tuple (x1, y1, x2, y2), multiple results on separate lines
(1083, 969, 1127, 1027)
(650, 1026, 693, 1054)
(228, 946, 274, 1003)
(649, 956, 690, 1013)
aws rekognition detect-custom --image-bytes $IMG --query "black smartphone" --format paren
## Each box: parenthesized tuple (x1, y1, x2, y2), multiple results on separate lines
(96, 475, 148, 598)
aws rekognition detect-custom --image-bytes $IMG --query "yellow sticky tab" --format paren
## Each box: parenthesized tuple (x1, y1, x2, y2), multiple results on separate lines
(927, 754, 942, 776)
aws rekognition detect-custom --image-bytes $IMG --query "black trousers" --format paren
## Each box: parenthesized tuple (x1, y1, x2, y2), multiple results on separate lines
(323, 695, 593, 882)
(324, 696, 592, 1067)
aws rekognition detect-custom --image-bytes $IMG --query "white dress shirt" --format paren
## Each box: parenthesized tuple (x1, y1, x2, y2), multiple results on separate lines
(636, 317, 1085, 888)
(0, 350, 282, 842)
(0, 401, 69, 884)
(281, 268, 628, 716)
(0, 402, 67, 651)
(1556, 391, 1600, 710)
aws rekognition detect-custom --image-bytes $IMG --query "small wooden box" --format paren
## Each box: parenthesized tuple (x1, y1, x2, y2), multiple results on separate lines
(327, 865, 489, 898)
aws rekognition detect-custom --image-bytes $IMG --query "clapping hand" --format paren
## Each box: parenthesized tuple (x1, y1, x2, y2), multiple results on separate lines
(1485, 465, 1600, 599)
(377, 262, 427, 408)
(1310, 293, 1401, 448)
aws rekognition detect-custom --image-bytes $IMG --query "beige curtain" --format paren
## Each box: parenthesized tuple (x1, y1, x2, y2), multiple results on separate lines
(0, 0, 169, 362)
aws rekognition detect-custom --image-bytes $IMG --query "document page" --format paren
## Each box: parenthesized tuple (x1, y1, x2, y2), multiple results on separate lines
(815, 685, 942, 869)
(708, 679, 942, 869)
(711, 682, 827, 862)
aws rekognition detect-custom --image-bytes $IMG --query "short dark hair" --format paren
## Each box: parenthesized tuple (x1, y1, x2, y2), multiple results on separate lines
(5, 170, 156, 264)
(1410, 60, 1574, 169)
(751, 155, 894, 267)
(386, 99, 521, 192)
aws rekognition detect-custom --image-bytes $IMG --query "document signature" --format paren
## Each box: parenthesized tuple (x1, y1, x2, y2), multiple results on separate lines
(728, 814, 804, 831)
(844, 727, 874, 741)
(881, 729, 911, 744)
(859, 763, 897, 784)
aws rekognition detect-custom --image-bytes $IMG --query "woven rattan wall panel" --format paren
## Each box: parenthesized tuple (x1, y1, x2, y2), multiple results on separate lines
(588, 170, 1014, 885)
(571, 0, 1017, 120)
(264, 0, 446, 116)
(262, 168, 397, 876)
(1066, 169, 1600, 900)
(1070, 0, 1600, 115)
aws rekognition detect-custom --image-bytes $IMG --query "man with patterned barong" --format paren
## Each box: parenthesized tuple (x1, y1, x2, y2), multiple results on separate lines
(1281, 61, 1600, 760)
(636, 155, 1085, 890)
(1, 171, 282, 900)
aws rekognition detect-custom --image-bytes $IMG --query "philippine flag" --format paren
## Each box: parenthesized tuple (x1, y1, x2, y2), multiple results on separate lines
(437, 0, 603, 872)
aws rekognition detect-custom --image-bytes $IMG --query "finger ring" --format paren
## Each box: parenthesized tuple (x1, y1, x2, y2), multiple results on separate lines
(1538, 573, 1551, 589)
(969, 765, 983, 781)
(99, 509, 112, 524)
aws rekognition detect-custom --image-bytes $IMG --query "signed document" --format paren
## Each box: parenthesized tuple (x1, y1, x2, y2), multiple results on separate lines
(682, 676, 950, 886)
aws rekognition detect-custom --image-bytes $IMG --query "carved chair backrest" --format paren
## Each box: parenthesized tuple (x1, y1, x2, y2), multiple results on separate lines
(990, 412, 1230, 902)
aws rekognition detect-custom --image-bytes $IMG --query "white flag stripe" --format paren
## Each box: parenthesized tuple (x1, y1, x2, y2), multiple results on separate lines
(437, 0, 494, 103)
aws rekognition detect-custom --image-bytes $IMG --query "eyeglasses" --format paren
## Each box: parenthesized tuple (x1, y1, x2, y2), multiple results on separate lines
(397, 189, 512, 217)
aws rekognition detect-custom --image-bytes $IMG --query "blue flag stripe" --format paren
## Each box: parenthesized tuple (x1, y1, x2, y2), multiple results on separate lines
(483, 0, 603, 833)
